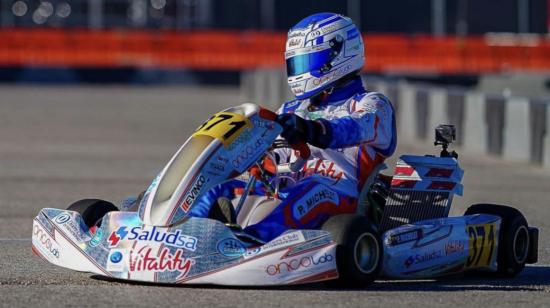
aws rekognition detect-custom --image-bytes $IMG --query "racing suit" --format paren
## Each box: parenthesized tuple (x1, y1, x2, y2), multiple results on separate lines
(191, 76, 397, 242)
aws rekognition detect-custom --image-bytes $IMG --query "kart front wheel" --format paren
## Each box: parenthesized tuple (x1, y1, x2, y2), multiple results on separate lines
(322, 214, 382, 288)
(67, 199, 118, 229)
(465, 203, 530, 277)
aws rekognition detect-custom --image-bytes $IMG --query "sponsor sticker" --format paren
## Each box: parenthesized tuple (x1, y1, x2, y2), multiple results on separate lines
(309, 30, 321, 39)
(290, 82, 305, 95)
(252, 119, 276, 130)
(320, 23, 339, 34)
(181, 175, 209, 212)
(288, 31, 306, 38)
(54, 213, 71, 224)
(33, 224, 60, 259)
(292, 188, 339, 220)
(231, 137, 265, 170)
(300, 160, 344, 184)
(89, 228, 104, 247)
(263, 232, 305, 251)
(388, 229, 422, 246)
(445, 240, 465, 256)
(107, 249, 127, 272)
(128, 246, 194, 279)
(466, 223, 497, 269)
(217, 238, 246, 257)
(193, 112, 252, 146)
(265, 253, 333, 276)
(288, 38, 302, 47)
(243, 247, 262, 258)
(404, 250, 443, 268)
(209, 162, 225, 172)
(108, 226, 198, 252)
(310, 64, 352, 87)
(56, 215, 91, 243)
(243, 232, 305, 259)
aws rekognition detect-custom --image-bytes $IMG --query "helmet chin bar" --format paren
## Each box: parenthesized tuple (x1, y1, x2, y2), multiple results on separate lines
(309, 88, 333, 107)
(309, 71, 360, 106)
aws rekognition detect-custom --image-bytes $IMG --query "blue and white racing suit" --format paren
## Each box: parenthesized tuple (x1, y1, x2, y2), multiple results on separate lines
(190, 76, 397, 242)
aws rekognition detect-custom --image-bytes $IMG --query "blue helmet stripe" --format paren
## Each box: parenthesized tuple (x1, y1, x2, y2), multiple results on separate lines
(347, 28, 359, 40)
(317, 15, 344, 28)
(291, 12, 336, 30)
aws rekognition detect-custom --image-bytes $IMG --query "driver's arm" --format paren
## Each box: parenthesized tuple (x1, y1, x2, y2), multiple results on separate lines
(275, 93, 396, 153)
(324, 93, 395, 151)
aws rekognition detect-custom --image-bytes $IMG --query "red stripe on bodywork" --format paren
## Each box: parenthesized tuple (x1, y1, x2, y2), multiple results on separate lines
(298, 197, 357, 227)
(395, 166, 415, 176)
(31, 245, 47, 260)
(427, 181, 456, 190)
(391, 179, 417, 188)
(357, 147, 384, 190)
(425, 168, 453, 178)
(290, 269, 339, 285)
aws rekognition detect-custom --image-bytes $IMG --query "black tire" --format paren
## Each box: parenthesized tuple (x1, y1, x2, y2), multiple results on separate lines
(465, 203, 530, 277)
(322, 214, 382, 288)
(67, 199, 119, 228)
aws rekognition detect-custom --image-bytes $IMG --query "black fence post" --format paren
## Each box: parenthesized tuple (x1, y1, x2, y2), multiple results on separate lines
(485, 95, 506, 156)
(447, 89, 465, 146)
(530, 99, 547, 165)
(416, 87, 429, 140)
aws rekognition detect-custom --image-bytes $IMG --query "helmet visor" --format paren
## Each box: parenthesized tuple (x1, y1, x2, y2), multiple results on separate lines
(286, 48, 334, 77)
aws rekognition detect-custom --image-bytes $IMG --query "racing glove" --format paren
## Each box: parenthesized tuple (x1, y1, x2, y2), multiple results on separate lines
(275, 113, 332, 149)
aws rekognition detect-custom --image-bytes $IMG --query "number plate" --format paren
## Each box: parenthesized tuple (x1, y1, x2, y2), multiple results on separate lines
(192, 112, 252, 146)
(465, 223, 498, 269)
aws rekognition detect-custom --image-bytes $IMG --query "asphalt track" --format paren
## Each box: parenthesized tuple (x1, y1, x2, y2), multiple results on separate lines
(0, 86, 549, 307)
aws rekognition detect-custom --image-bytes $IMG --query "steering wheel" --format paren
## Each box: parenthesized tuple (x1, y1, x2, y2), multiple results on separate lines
(244, 108, 311, 195)
(258, 108, 311, 173)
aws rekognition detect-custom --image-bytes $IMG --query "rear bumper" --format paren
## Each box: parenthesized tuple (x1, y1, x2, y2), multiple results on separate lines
(526, 227, 539, 264)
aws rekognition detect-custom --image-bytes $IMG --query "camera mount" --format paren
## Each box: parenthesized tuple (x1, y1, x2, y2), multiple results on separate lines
(434, 124, 458, 159)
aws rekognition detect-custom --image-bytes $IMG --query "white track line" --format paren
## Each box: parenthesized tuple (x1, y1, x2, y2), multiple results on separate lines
(0, 238, 31, 241)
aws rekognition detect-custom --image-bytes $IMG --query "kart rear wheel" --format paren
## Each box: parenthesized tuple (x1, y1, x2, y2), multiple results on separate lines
(322, 214, 382, 288)
(465, 203, 529, 277)
(67, 199, 118, 229)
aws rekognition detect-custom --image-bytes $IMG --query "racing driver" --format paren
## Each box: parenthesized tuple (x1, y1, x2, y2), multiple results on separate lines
(193, 12, 397, 243)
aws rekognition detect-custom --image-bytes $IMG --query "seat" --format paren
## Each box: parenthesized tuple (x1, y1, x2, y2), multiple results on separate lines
(357, 163, 388, 216)
(235, 162, 387, 229)
(235, 195, 281, 228)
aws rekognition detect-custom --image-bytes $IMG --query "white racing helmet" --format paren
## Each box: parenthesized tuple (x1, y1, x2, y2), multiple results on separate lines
(285, 13, 365, 99)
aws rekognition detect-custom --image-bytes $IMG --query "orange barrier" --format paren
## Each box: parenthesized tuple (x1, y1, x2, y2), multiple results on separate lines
(1, 29, 550, 74)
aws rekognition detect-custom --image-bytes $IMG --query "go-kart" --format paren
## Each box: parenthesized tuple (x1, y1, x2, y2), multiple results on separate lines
(31, 103, 539, 287)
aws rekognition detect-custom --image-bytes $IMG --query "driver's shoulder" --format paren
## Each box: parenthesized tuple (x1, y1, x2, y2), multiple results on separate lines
(357, 91, 391, 104)
(351, 91, 394, 113)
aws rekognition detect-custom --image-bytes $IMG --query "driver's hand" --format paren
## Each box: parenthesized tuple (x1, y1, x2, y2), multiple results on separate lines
(275, 113, 331, 149)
